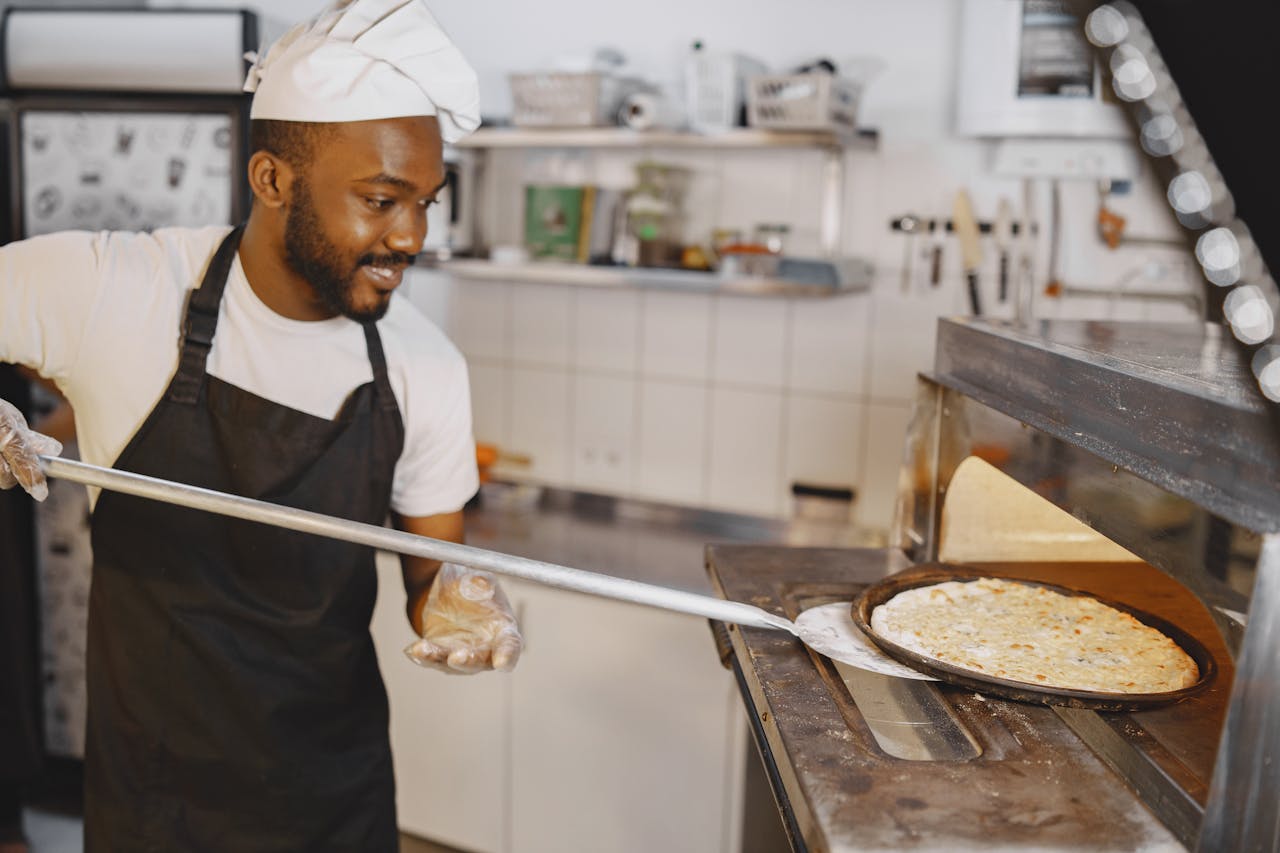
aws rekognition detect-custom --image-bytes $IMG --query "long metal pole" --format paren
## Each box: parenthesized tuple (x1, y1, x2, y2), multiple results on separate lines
(40, 456, 796, 635)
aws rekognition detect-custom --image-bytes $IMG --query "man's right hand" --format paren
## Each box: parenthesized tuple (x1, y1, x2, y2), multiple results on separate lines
(0, 397, 62, 502)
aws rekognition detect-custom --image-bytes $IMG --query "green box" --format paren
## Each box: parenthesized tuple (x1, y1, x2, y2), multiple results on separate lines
(524, 185, 589, 261)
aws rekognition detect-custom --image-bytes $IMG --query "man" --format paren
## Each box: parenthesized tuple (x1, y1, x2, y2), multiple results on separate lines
(0, 1, 521, 849)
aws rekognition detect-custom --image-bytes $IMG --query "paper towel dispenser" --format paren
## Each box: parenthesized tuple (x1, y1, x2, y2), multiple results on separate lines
(0, 7, 258, 95)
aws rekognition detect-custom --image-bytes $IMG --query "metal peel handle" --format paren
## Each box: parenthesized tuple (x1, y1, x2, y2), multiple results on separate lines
(39, 456, 797, 635)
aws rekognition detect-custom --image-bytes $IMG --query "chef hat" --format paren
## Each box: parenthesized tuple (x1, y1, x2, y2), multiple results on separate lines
(243, 0, 480, 143)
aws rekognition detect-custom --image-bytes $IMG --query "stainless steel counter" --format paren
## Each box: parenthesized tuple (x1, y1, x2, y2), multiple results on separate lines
(706, 546, 1203, 853)
(463, 484, 790, 594)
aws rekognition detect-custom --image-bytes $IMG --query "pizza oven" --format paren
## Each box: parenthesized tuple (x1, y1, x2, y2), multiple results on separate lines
(706, 316, 1279, 852)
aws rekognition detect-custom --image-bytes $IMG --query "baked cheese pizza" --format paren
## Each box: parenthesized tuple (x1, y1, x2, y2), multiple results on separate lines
(869, 577, 1199, 693)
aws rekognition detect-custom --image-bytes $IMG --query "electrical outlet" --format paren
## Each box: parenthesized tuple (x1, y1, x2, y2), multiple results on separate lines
(574, 436, 630, 490)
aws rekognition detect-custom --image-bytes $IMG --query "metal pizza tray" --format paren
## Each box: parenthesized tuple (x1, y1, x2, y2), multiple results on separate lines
(851, 563, 1218, 711)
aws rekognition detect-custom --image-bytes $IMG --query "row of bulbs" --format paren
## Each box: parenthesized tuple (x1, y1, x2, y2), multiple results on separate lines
(1085, 3, 1280, 402)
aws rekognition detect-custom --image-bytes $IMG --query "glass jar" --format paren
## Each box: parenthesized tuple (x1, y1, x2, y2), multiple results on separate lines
(753, 223, 791, 255)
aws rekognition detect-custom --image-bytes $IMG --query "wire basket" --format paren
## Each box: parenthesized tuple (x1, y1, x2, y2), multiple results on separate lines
(509, 72, 649, 127)
(747, 73, 861, 133)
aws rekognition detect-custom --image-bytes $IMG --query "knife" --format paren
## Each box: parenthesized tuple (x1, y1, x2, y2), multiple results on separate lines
(952, 189, 983, 315)
(928, 218, 944, 287)
(994, 198, 1013, 303)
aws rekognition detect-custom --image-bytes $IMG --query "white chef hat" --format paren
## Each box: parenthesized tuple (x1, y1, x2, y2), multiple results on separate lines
(243, 0, 480, 143)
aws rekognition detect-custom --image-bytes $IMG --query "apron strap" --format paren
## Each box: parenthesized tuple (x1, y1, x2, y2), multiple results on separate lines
(169, 226, 246, 406)
(361, 323, 399, 414)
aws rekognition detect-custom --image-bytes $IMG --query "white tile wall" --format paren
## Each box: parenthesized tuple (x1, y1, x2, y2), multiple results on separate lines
(868, 294, 944, 402)
(707, 388, 785, 516)
(510, 283, 572, 367)
(639, 291, 713, 381)
(861, 401, 914, 531)
(711, 297, 790, 389)
(716, 151, 800, 241)
(467, 362, 508, 447)
(779, 148, 830, 258)
(789, 293, 873, 396)
(507, 367, 572, 483)
(573, 288, 641, 373)
(403, 268, 453, 329)
(636, 381, 709, 505)
(448, 280, 510, 362)
(784, 395, 864, 495)
(571, 373, 637, 492)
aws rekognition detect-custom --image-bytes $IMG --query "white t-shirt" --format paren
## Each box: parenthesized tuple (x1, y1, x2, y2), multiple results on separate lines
(1, 226, 478, 517)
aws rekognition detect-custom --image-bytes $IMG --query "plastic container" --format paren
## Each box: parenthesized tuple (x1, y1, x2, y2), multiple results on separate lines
(683, 42, 767, 132)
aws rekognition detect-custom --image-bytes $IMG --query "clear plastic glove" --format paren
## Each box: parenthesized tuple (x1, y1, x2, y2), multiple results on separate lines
(405, 563, 523, 674)
(0, 397, 63, 502)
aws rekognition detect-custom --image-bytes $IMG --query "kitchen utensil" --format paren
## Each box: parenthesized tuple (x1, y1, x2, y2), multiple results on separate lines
(39, 455, 805, 637)
(851, 564, 1216, 711)
(993, 197, 1013, 303)
(927, 219, 944, 287)
(897, 213, 920, 294)
(794, 602, 936, 680)
(1015, 178, 1037, 325)
(952, 189, 983, 315)
(1045, 178, 1063, 298)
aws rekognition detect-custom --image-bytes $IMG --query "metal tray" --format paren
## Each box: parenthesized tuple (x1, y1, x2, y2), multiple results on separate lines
(851, 564, 1217, 711)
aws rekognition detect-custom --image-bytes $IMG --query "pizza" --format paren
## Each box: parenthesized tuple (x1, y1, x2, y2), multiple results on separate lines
(868, 577, 1199, 694)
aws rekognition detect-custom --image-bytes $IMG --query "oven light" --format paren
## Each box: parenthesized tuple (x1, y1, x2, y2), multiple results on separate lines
(1224, 285, 1275, 345)
(1251, 345, 1280, 402)
(1196, 228, 1242, 287)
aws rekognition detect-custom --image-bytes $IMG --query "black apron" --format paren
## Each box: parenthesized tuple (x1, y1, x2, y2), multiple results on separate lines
(0, 365, 42, 795)
(85, 227, 405, 852)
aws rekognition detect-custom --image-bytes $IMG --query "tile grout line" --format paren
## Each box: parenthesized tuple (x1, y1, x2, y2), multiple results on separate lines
(701, 295, 719, 506)
(500, 282, 514, 453)
(630, 291, 646, 498)
(854, 295, 877, 522)
(565, 287, 578, 487)
(469, 354, 917, 409)
(777, 299, 797, 518)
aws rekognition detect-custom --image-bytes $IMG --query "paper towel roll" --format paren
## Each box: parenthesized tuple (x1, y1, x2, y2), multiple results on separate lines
(617, 92, 678, 130)
(2, 9, 253, 94)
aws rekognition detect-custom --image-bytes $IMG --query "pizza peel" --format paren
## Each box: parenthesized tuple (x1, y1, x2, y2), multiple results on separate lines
(40, 455, 875, 644)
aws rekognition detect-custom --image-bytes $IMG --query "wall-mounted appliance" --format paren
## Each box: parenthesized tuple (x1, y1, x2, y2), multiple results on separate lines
(955, 0, 1129, 138)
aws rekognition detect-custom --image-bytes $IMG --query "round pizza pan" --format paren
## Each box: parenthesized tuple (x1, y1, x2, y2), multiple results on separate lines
(850, 564, 1217, 711)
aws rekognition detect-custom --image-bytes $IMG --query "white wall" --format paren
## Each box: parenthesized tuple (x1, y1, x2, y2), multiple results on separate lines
(153, 0, 1202, 529)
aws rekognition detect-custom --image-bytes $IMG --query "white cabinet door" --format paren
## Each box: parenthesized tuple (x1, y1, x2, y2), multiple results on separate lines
(371, 551, 510, 853)
(507, 580, 746, 853)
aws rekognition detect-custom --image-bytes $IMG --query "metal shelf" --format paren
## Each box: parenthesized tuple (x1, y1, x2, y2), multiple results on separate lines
(416, 257, 873, 298)
(444, 126, 879, 282)
(454, 126, 878, 152)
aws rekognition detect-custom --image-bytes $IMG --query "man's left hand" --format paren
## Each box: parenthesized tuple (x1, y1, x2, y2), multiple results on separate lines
(404, 563, 522, 674)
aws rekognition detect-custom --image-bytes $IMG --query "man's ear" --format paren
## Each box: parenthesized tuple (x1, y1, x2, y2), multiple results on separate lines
(247, 150, 295, 209)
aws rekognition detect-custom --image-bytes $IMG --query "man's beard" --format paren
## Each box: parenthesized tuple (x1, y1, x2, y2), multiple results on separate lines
(283, 178, 414, 323)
